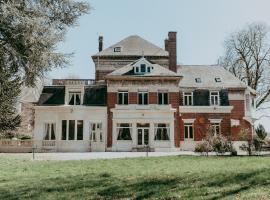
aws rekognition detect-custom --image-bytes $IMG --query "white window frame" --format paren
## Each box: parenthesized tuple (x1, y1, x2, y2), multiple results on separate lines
(117, 91, 129, 105)
(61, 120, 84, 141)
(138, 91, 149, 105)
(44, 123, 56, 140)
(114, 47, 121, 52)
(154, 123, 170, 141)
(68, 92, 82, 105)
(89, 122, 103, 142)
(211, 123, 221, 136)
(210, 91, 220, 106)
(158, 91, 169, 105)
(116, 123, 132, 141)
(184, 123, 194, 140)
(183, 92, 193, 106)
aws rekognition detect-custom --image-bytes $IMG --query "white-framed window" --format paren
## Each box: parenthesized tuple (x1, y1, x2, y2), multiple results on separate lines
(118, 91, 128, 105)
(210, 91, 219, 106)
(140, 64, 146, 73)
(117, 123, 132, 140)
(184, 123, 194, 140)
(211, 123, 220, 136)
(195, 78, 201, 83)
(68, 92, 81, 105)
(61, 120, 84, 140)
(183, 92, 193, 106)
(114, 47, 121, 52)
(154, 123, 170, 140)
(138, 91, 148, 105)
(44, 123, 56, 140)
(158, 91, 168, 105)
(90, 123, 103, 142)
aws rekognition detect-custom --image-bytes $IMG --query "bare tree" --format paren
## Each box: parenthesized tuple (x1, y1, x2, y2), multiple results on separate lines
(219, 23, 270, 108)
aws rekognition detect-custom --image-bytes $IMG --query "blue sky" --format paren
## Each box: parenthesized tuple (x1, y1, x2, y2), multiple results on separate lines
(49, 0, 270, 79)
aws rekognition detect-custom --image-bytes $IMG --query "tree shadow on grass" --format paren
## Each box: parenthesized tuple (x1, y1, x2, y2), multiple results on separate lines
(1, 168, 270, 200)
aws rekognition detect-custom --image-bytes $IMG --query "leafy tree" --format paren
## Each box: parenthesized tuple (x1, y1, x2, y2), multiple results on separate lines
(0, 0, 90, 132)
(219, 23, 270, 108)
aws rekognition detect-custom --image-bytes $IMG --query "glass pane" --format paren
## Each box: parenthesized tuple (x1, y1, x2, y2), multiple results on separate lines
(164, 93, 168, 104)
(144, 129, 149, 145)
(118, 93, 123, 104)
(69, 120, 75, 140)
(138, 129, 142, 145)
(144, 93, 148, 105)
(51, 124, 55, 140)
(138, 93, 143, 105)
(77, 120, 83, 140)
(189, 126, 193, 138)
(44, 124, 50, 140)
(69, 94, 74, 105)
(75, 94, 81, 105)
(158, 93, 162, 104)
(141, 64, 146, 73)
(100, 132, 103, 142)
(184, 126, 189, 139)
(62, 120, 67, 140)
(184, 96, 188, 105)
(124, 93, 128, 105)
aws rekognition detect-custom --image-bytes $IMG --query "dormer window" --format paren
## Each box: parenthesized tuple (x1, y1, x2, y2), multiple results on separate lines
(195, 78, 201, 83)
(215, 77, 221, 82)
(69, 92, 81, 105)
(114, 47, 121, 52)
(147, 66, 151, 73)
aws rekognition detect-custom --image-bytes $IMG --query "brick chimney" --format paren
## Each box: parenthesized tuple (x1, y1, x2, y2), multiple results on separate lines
(165, 32, 177, 72)
(99, 36, 103, 52)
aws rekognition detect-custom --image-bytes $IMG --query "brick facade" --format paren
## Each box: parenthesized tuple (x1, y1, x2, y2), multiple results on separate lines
(107, 92, 117, 148)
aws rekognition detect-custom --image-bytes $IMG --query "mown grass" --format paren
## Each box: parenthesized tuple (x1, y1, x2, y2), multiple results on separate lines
(0, 154, 270, 199)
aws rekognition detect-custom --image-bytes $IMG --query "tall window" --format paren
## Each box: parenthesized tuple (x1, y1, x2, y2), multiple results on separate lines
(117, 123, 132, 140)
(183, 92, 193, 106)
(140, 64, 146, 73)
(210, 91, 219, 106)
(154, 123, 170, 140)
(44, 123, 56, 140)
(61, 120, 84, 140)
(69, 92, 81, 105)
(118, 91, 128, 105)
(158, 92, 168, 105)
(90, 123, 103, 142)
(211, 123, 220, 136)
(184, 123, 194, 140)
(138, 91, 148, 105)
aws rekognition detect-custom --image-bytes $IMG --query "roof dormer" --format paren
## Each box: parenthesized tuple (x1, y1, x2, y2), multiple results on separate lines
(133, 58, 153, 75)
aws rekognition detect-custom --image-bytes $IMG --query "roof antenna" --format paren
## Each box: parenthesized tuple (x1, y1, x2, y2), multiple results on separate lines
(142, 50, 144, 58)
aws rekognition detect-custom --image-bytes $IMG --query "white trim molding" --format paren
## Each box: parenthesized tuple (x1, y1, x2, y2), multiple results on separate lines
(182, 119, 196, 123)
(179, 106, 233, 114)
(209, 119, 222, 123)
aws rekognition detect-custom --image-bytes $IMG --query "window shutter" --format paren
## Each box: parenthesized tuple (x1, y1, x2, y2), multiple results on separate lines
(219, 89, 229, 106)
(193, 90, 210, 106)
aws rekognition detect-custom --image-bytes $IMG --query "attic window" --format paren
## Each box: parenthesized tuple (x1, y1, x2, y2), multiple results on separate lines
(114, 47, 121, 52)
(215, 77, 221, 82)
(195, 78, 201, 83)
(147, 66, 151, 73)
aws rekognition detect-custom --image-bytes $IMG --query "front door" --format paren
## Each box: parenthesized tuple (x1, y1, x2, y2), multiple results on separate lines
(137, 128, 149, 146)
(90, 122, 105, 151)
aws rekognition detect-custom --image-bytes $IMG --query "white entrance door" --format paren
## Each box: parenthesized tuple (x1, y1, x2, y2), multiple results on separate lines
(90, 122, 105, 151)
(137, 124, 149, 147)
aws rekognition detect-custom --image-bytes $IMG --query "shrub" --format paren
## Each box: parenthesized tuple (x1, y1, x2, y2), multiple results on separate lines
(212, 135, 231, 155)
(17, 135, 32, 140)
(255, 124, 267, 140)
(253, 136, 265, 152)
(194, 142, 211, 155)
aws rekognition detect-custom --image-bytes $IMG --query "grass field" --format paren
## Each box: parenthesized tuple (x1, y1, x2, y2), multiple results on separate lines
(0, 154, 270, 199)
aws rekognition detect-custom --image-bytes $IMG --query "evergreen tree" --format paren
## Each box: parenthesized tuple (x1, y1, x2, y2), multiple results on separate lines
(0, 0, 89, 132)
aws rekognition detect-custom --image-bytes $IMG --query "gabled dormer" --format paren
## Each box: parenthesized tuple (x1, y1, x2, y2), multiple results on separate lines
(133, 58, 153, 75)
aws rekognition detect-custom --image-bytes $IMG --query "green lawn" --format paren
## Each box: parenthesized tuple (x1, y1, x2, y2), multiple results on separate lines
(0, 155, 270, 200)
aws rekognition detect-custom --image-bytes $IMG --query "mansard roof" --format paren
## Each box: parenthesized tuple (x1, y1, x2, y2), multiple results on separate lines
(93, 35, 168, 57)
(177, 65, 249, 89)
(38, 86, 65, 105)
(105, 57, 181, 80)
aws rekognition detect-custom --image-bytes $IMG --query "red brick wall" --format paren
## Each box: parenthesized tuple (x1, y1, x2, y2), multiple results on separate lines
(149, 92, 157, 104)
(107, 92, 117, 148)
(169, 92, 180, 147)
(230, 100, 245, 119)
(129, 92, 137, 104)
(180, 113, 231, 141)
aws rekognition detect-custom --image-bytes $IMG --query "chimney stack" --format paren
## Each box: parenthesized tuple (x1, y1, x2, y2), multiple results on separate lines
(165, 32, 177, 72)
(98, 36, 103, 52)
